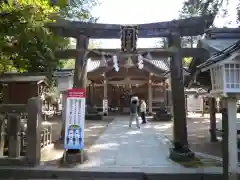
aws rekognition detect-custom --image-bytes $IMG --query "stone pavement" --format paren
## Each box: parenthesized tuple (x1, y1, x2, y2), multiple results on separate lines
(0, 116, 230, 179)
(78, 116, 181, 171)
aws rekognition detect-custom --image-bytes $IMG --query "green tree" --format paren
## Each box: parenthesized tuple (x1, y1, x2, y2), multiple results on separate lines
(178, 0, 228, 67)
(0, 0, 98, 73)
(0, 0, 69, 72)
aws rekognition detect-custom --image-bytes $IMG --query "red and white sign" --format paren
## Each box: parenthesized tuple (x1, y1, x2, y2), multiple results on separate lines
(67, 88, 86, 98)
(64, 88, 86, 150)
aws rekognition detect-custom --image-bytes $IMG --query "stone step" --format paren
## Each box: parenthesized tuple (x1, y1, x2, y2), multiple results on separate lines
(0, 177, 137, 180)
(0, 169, 143, 180)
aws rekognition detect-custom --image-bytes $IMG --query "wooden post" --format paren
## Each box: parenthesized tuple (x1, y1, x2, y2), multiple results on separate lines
(148, 75, 153, 115)
(26, 97, 42, 166)
(7, 113, 21, 158)
(60, 91, 67, 139)
(91, 83, 95, 105)
(168, 32, 191, 158)
(209, 97, 217, 142)
(222, 99, 229, 180)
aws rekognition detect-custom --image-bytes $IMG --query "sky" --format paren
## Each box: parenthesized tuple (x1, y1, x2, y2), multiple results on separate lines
(88, 0, 239, 48)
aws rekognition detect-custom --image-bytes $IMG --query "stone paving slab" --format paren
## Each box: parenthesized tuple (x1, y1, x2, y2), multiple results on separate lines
(79, 116, 181, 171)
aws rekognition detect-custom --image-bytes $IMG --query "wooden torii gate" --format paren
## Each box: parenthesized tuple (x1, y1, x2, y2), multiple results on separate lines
(47, 15, 214, 162)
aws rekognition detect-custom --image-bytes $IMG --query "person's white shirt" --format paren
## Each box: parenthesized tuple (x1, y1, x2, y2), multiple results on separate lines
(140, 100, 147, 113)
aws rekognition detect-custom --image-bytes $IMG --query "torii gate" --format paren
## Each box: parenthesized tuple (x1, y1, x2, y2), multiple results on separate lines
(47, 15, 214, 162)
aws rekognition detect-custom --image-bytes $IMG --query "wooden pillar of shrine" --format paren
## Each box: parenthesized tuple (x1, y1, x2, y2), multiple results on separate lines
(148, 74, 153, 115)
(65, 35, 89, 164)
(91, 83, 95, 105)
(168, 32, 194, 160)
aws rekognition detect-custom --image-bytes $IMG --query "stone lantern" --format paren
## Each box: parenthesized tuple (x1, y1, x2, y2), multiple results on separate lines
(54, 70, 74, 92)
(198, 43, 240, 179)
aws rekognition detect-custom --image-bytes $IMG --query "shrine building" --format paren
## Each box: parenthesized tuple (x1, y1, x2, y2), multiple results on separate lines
(56, 57, 172, 114)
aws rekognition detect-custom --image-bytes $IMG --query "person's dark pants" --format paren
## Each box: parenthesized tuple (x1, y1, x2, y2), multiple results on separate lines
(141, 112, 146, 124)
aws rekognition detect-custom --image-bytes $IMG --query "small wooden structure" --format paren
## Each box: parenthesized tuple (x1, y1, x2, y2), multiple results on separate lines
(0, 73, 48, 104)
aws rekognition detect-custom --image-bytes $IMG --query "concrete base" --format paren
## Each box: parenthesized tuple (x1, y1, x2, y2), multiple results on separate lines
(61, 149, 88, 165)
(169, 144, 195, 162)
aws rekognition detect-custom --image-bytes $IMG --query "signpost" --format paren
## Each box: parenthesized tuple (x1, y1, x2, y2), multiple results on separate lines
(64, 88, 86, 150)
(103, 99, 108, 115)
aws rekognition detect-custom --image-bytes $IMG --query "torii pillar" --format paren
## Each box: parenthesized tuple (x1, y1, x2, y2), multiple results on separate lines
(168, 32, 194, 160)
(64, 35, 89, 164)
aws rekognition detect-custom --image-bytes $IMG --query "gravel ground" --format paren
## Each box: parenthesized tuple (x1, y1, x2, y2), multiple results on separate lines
(41, 117, 113, 164)
(151, 113, 222, 157)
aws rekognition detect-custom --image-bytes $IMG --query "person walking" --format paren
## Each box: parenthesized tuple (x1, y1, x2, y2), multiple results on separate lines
(129, 96, 140, 129)
(140, 99, 147, 124)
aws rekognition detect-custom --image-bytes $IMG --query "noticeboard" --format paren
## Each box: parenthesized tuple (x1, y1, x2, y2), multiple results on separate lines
(103, 99, 108, 113)
(64, 88, 86, 150)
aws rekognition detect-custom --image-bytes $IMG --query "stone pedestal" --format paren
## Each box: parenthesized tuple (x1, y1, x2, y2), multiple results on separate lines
(153, 107, 171, 121)
(61, 149, 88, 165)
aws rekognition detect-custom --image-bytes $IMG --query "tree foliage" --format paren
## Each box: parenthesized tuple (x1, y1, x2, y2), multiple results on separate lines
(179, 0, 226, 18)
(59, 0, 98, 21)
(0, 0, 69, 73)
(0, 0, 98, 74)
(178, 0, 227, 67)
